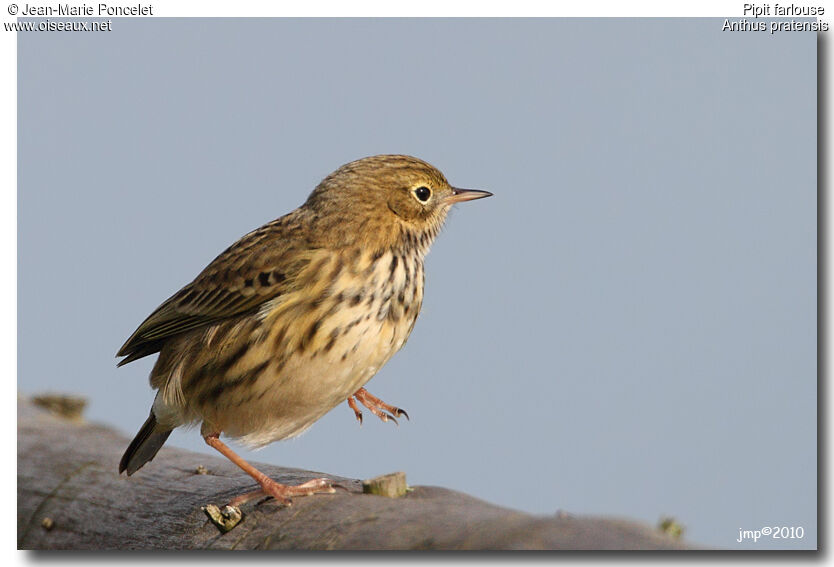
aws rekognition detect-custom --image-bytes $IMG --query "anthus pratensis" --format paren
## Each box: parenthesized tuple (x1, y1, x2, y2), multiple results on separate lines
(117, 154, 491, 506)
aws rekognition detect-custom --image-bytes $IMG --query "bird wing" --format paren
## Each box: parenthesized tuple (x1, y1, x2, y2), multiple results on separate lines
(116, 215, 314, 366)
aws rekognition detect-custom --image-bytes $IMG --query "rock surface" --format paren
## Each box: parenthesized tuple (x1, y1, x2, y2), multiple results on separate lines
(18, 396, 693, 550)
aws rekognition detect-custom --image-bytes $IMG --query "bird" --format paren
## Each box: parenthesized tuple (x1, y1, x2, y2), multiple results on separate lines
(117, 154, 492, 506)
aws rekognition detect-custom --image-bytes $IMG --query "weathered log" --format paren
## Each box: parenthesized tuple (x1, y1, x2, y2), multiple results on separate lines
(18, 396, 692, 550)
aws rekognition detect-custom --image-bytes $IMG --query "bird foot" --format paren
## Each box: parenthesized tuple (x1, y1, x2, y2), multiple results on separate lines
(229, 477, 335, 508)
(348, 387, 409, 425)
(347, 396, 364, 424)
(204, 433, 334, 508)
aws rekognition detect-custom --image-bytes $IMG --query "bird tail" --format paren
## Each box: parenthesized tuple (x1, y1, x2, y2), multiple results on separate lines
(119, 410, 173, 475)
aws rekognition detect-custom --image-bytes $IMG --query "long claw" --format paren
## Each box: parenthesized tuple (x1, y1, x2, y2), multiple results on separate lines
(364, 404, 397, 425)
(233, 477, 335, 508)
(353, 388, 409, 426)
(347, 396, 364, 425)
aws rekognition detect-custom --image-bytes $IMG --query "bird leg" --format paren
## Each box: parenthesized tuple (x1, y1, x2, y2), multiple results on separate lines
(348, 387, 409, 425)
(204, 433, 334, 507)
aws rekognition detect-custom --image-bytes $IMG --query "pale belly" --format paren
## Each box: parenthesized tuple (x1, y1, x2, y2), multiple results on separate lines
(224, 314, 407, 447)
(178, 249, 423, 448)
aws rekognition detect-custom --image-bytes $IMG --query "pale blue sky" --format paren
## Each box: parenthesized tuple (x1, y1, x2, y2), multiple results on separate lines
(18, 18, 816, 549)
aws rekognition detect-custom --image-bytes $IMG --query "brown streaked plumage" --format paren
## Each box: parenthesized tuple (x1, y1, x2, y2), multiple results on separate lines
(117, 154, 491, 506)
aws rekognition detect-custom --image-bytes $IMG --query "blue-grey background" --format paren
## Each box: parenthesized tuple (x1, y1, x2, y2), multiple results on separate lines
(18, 19, 816, 549)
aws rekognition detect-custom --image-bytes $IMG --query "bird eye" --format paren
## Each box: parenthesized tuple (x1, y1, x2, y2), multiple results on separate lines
(414, 186, 431, 202)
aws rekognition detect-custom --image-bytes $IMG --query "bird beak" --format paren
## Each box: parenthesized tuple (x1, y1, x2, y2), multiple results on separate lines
(446, 187, 493, 204)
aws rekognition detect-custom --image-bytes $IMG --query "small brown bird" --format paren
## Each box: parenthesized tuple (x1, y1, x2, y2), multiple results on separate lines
(117, 154, 491, 506)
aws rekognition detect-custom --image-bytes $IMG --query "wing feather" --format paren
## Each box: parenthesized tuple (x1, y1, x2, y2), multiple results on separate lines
(116, 212, 314, 365)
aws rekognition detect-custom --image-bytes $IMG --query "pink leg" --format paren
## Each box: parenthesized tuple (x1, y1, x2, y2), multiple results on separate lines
(204, 433, 334, 507)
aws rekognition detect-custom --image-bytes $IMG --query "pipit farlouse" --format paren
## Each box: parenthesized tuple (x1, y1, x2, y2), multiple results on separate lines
(117, 154, 491, 506)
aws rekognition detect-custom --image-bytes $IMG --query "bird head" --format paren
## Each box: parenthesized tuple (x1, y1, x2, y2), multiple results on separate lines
(304, 154, 491, 251)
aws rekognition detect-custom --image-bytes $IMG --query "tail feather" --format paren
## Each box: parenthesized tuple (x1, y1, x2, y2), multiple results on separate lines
(119, 411, 172, 475)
